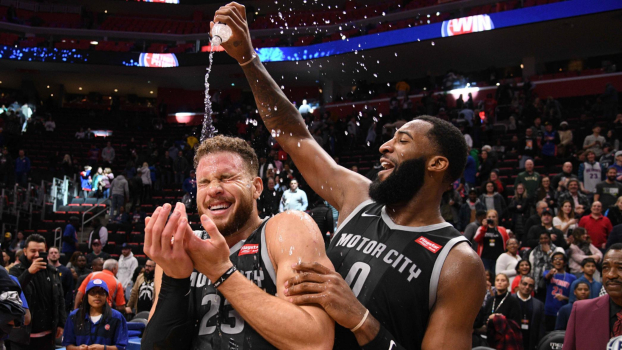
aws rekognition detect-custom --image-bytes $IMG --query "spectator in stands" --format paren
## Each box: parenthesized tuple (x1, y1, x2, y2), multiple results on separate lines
(583, 125, 606, 158)
(126, 259, 156, 315)
(552, 162, 577, 192)
(44, 117, 55, 133)
(308, 197, 335, 248)
(87, 144, 100, 167)
(508, 183, 530, 239)
(523, 201, 548, 242)
(515, 159, 541, 201)
(14, 149, 30, 187)
(61, 154, 73, 177)
(117, 243, 138, 292)
(182, 170, 197, 198)
(440, 185, 461, 228)
(110, 206, 129, 225)
(476, 150, 495, 184)
(554, 200, 578, 237)
(62, 216, 80, 256)
(101, 142, 115, 167)
(600, 144, 616, 174)
(511, 259, 532, 294)
(72, 254, 92, 281)
(75, 128, 85, 140)
(579, 201, 613, 250)
(536, 176, 557, 211)
(86, 240, 110, 268)
(7, 250, 22, 271)
(479, 181, 507, 220)
(607, 197, 622, 227)
(514, 275, 545, 350)
(110, 172, 129, 216)
(138, 162, 152, 202)
(9, 231, 25, 254)
(519, 128, 538, 169)
(131, 206, 146, 225)
(540, 122, 559, 173)
(557, 179, 590, 218)
(173, 150, 189, 184)
(595, 167, 622, 211)
(557, 121, 573, 158)
(530, 231, 564, 300)
(496, 238, 520, 286)
(76, 258, 103, 294)
(542, 252, 576, 331)
(579, 150, 603, 198)
(555, 281, 590, 331)
(88, 218, 108, 249)
(488, 170, 504, 194)
(569, 257, 602, 302)
(611, 152, 622, 183)
(463, 153, 477, 188)
(75, 259, 125, 311)
(8, 234, 66, 350)
(2, 250, 10, 267)
(80, 165, 92, 198)
(524, 208, 567, 249)
(160, 150, 173, 185)
(0, 147, 14, 186)
(474, 209, 509, 274)
(279, 179, 308, 212)
(564, 243, 622, 349)
(474, 273, 522, 340)
(47, 247, 73, 314)
(458, 190, 486, 232)
(258, 176, 282, 218)
(63, 278, 128, 350)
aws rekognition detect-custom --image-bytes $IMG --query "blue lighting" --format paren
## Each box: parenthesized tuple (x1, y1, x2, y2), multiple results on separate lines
(0, 46, 89, 63)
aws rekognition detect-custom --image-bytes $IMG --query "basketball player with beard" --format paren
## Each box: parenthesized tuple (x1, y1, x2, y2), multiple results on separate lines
(141, 136, 334, 349)
(213, 3, 486, 349)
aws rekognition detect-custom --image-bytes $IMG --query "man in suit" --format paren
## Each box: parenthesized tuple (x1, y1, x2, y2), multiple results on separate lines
(514, 276, 545, 350)
(564, 243, 622, 349)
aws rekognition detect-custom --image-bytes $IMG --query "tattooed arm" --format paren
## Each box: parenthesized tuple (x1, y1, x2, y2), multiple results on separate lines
(213, 2, 371, 220)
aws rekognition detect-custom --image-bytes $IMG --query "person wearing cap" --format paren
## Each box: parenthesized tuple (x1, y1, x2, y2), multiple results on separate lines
(75, 259, 126, 312)
(62, 217, 80, 255)
(117, 243, 138, 292)
(63, 278, 128, 350)
(542, 251, 576, 331)
(524, 208, 567, 250)
(86, 240, 110, 268)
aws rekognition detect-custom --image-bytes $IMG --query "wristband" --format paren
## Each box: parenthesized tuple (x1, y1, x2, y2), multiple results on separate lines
(361, 325, 401, 350)
(213, 266, 237, 288)
(350, 309, 369, 332)
(239, 53, 258, 67)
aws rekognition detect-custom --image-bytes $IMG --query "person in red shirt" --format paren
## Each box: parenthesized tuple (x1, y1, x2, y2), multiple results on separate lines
(74, 259, 126, 312)
(578, 201, 613, 250)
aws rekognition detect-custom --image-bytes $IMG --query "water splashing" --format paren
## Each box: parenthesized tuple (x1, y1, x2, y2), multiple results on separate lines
(200, 45, 218, 143)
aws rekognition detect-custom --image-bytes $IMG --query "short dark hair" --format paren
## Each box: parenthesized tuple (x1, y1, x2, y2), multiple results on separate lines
(574, 281, 590, 291)
(476, 210, 487, 219)
(581, 257, 596, 267)
(25, 234, 45, 248)
(515, 259, 532, 275)
(552, 251, 566, 262)
(415, 115, 468, 183)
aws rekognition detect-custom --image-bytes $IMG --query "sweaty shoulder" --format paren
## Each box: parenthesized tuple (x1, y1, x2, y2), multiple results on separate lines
(437, 242, 485, 304)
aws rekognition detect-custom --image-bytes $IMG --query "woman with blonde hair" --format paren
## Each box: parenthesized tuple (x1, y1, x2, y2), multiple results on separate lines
(99, 167, 114, 198)
(554, 200, 577, 236)
(474, 209, 510, 274)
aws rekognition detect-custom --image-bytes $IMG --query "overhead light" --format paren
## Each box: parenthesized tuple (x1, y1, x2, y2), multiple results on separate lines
(104, 10, 107, 13)
(149, 91, 153, 94)
(496, 83, 500, 86)
(79, 87, 82, 90)
(231, 83, 235, 86)
(50, 94, 54, 97)
(114, 89, 118, 92)
(109, 96, 112, 99)
(90, 41, 98, 45)
(47, 85, 50, 88)
(255, 12, 258, 15)
(520, 64, 524, 69)
(0, 81, 2, 84)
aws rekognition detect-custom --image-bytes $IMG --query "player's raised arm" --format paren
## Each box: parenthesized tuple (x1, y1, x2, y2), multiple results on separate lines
(213, 2, 370, 217)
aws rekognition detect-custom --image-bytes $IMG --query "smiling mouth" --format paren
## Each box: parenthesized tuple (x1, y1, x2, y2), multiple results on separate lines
(380, 159, 395, 171)
(208, 202, 232, 214)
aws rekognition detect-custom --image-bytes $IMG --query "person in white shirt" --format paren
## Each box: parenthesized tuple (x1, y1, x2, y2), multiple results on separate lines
(495, 238, 521, 285)
(117, 243, 138, 291)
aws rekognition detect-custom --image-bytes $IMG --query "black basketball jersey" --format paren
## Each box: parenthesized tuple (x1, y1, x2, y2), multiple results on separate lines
(187, 218, 278, 350)
(328, 200, 468, 350)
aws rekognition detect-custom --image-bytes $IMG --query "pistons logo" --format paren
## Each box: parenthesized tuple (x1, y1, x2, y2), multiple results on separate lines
(138, 53, 179, 68)
(105, 324, 110, 331)
(441, 14, 494, 37)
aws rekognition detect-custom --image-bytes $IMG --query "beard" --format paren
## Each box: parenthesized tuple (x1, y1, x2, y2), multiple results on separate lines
(199, 195, 254, 237)
(369, 157, 426, 206)
(144, 270, 155, 281)
(609, 176, 617, 182)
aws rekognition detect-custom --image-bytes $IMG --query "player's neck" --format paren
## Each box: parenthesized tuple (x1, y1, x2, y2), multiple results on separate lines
(224, 214, 264, 248)
(385, 188, 444, 227)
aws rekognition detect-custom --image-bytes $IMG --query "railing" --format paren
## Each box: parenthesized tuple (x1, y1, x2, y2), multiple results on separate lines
(81, 199, 111, 244)
(53, 227, 62, 249)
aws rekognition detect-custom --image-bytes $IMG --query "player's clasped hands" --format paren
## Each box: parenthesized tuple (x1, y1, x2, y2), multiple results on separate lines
(143, 202, 233, 281)
(284, 262, 367, 330)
